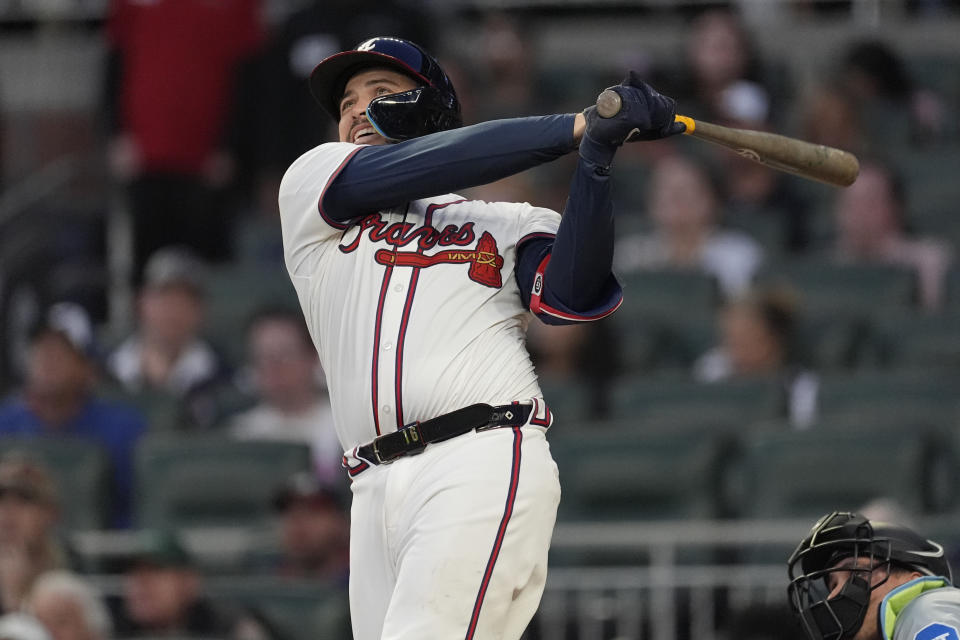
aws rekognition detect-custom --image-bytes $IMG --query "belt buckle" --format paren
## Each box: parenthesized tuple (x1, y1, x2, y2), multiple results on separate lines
(373, 422, 426, 464)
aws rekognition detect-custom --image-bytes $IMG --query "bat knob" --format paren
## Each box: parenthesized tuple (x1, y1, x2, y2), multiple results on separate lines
(596, 89, 622, 118)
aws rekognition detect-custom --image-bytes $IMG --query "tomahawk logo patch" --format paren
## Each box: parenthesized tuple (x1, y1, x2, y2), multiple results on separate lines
(374, 231, 504, 288)
(915, 622, 960, 640)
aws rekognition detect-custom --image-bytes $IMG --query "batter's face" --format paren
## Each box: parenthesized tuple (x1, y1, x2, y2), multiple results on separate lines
(338, 68, 419, 145)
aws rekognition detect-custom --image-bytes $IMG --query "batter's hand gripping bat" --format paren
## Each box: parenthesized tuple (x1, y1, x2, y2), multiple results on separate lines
(596, 89, 860, 187)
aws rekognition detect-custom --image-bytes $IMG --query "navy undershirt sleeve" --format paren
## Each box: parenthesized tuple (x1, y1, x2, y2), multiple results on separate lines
(515, 156, 622, 322)
(545, 156, 617, 304)
(322, 115, 578, 221)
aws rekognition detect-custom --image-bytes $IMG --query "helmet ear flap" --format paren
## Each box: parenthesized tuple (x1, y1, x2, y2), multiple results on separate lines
(366, 87, 463, 141)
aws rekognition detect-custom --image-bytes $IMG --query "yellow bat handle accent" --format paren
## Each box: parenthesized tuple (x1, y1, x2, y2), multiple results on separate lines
(674, 115, 696, 134)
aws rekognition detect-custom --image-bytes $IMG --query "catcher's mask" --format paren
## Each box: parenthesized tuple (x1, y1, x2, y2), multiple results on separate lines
(309, 36, 462, 142)
(787, 511, 951, 640)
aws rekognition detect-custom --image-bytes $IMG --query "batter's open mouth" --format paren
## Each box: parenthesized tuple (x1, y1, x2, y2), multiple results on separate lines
(354, 127, 377, 143)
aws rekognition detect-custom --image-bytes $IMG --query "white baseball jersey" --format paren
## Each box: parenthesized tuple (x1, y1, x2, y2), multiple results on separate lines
(279, 140, 564, 640)
(278, 141, 560, 453)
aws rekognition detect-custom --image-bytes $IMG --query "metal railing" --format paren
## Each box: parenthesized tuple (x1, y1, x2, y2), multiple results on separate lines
(69, 518, 911, 639)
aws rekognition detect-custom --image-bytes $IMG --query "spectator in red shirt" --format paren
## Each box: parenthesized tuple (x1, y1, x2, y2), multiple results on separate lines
(104, 0, 264, 280)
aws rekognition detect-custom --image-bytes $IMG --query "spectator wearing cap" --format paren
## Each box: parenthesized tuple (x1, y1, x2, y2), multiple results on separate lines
(229, 307, 340, 481)
(26, 571, 111, 640)
(107, 246, 228, 403)
(256, 472, 349, 584)
(108, 530, 237, 638)
(0, 457, 64, 614)
(0, 307, 147, 528)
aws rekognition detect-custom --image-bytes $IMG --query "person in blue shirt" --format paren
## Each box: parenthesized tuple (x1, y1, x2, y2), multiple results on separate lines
(0, 305, 147, 528)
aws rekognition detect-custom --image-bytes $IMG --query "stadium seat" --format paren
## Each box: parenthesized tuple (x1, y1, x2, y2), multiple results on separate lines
(900, 149, 960, 221)
(608, 270, 721, 372)
(793, 310, 878, 370)
(0, 436, 111, 530)
(815, 369, 960, 418)
(945, 267, 960, 312)
(873, 311, 960, 370)
(608, 375, 783, 425)
(537, 378, 594, 426)
(550, 427, 738, 522)
(734, 427, 954, 519)
(756, 260, 918, 316)
(206, 577, 351, 640)
(201, 264, 300, 366)
(617, 269, 720, 322)
(134, 436, 312, 529)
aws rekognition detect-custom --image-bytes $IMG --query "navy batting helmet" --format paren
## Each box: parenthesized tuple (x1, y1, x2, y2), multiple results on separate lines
(787, 511, 951, 640)
(309, 37, 462, 141)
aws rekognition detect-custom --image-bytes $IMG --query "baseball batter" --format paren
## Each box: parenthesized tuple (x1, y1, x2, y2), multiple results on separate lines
(278, 37, 684, 639)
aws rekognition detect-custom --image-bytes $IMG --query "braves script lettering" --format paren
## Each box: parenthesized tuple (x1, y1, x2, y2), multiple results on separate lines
(339, 213, 475, 254)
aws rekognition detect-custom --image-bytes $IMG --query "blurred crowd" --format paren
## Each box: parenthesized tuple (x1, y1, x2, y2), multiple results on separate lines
(0, 0, 958, 638)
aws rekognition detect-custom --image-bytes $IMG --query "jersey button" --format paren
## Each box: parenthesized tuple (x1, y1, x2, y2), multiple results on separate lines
(382, 406, 392, 414)
(394, 284, 404, 293)
(382, 342, 393, 351)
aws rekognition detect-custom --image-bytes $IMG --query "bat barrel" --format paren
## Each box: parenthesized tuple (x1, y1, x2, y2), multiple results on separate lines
(690, 120, 860, 187)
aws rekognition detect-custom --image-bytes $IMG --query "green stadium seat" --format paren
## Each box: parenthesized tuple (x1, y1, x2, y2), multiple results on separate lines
(815, 369, 960, 417)
(613, 269, 721, 372)
(134, 436, 312, 529)
(873, 311, 960, 370)
(735, 427, 954, 519)
(537, 378, 594, 426)
(811, 404, 957, 437)
(97, 385, 183, 432)
(0, 436, 111, 530)
(608, 375, 783, 425)
(617, 269, 720, 322)
(206, 577, 351, 640)
(202, 264, 300, 366)
(550, 427, 737, 522)
(900, 149, 960, 219)
(946, 267, 960, 312)
(757, 261, 918, 316)
(794, 310, 877, 370)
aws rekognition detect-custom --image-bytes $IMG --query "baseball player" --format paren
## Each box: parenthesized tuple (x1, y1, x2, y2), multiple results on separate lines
(278, 36, 683, 639)
(788, 511, 960, 640)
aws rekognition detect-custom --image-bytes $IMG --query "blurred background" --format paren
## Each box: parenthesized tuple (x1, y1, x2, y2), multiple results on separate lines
(0, 0, 958, 638)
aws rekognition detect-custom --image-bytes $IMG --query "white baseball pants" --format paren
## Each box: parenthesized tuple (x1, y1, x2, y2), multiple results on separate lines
(347, 424, 561, 640)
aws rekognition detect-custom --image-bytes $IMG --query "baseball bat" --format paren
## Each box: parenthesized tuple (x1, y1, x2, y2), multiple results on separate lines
(596, 89, 860, 187)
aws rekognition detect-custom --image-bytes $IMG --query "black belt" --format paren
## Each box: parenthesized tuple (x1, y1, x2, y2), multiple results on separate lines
(357, 403, 532, 465)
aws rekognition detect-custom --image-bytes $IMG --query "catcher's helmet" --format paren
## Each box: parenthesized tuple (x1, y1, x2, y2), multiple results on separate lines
(309, 36, 462, 141)
(787, 511, 951, 640)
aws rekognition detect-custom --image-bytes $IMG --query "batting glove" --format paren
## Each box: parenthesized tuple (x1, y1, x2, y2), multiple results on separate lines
(580, 71, 685, 168)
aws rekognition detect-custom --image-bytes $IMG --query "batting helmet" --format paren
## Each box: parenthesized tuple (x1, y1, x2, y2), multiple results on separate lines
(309, 37, 462, 141)
(787, 511, 951, 640)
